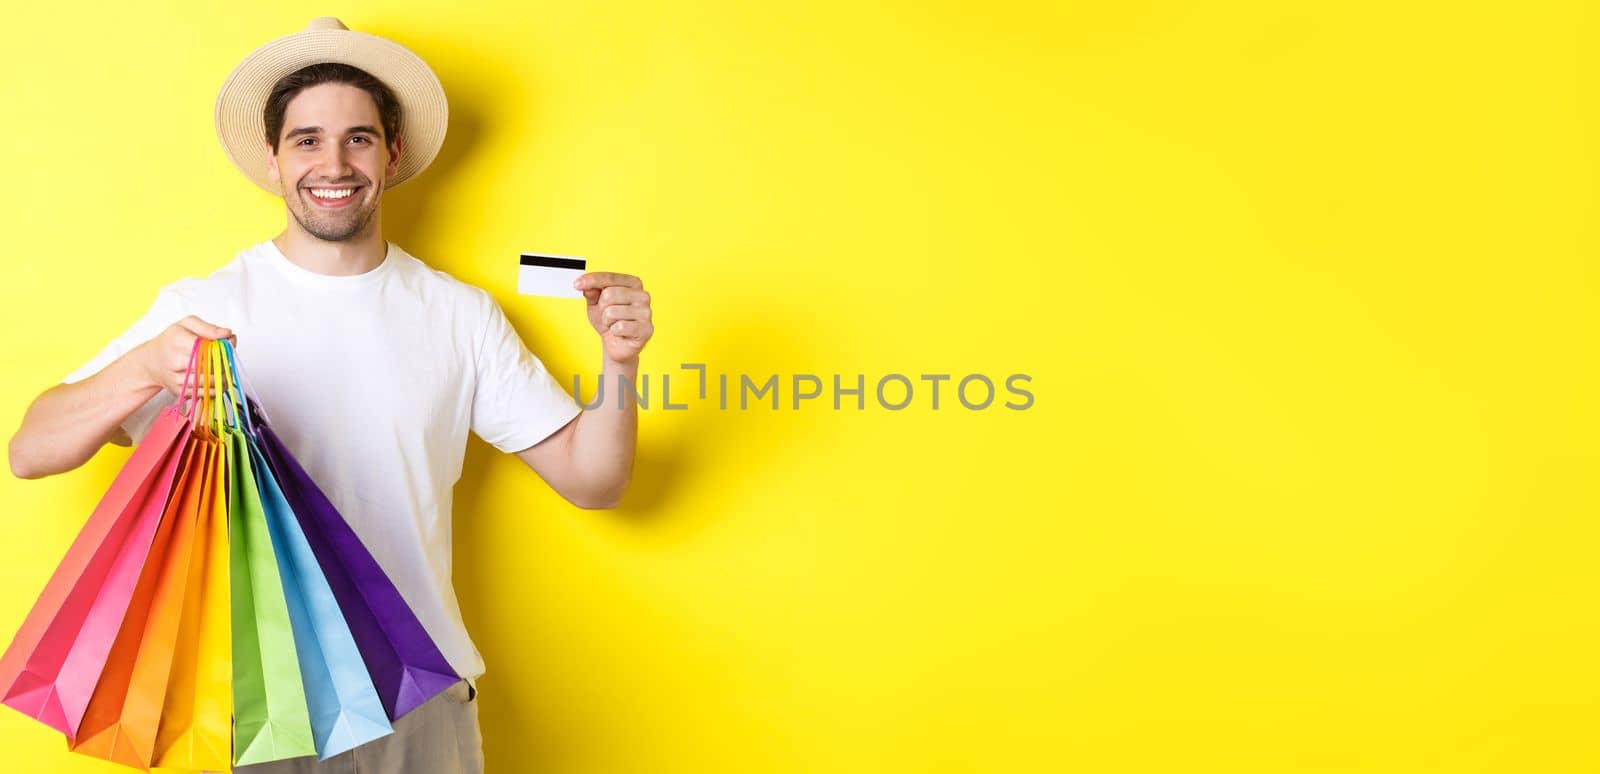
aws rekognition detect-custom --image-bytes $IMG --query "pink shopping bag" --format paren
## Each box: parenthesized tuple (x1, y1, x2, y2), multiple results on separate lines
(0, 340, 206, 738)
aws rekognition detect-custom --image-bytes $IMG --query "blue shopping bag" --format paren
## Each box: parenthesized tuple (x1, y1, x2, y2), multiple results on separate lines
(223, 340, 395, 759)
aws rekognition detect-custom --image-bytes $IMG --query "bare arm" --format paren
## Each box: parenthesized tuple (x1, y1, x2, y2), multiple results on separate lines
(514, 271, 651, 509)
(8, 354, 160, 478)
(8, 316, 234, 479)
(515, 355, 638, 509)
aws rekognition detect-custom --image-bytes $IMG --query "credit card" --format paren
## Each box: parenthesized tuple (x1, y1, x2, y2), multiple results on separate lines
(518, 253, 587, 298)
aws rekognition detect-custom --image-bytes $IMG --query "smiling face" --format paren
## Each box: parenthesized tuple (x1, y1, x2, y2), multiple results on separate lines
(265, 82, 405, 242)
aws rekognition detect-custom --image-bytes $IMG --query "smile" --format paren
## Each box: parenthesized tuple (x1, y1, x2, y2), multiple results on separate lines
(304, 186, 362, 208)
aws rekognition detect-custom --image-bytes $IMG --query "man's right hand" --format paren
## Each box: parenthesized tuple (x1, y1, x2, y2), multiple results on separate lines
(9, 315, 238, 477)
(135, 316, 236, 400)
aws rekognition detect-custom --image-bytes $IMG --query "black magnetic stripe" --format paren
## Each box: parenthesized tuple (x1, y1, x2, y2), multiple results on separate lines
(520, 254, 586, 270)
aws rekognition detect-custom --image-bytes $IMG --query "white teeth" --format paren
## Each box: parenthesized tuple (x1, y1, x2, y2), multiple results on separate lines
(309, 188, 355, 200)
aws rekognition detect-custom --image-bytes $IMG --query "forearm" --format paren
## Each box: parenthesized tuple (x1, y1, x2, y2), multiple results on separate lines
(8, 352, 161, 479)
(567, 355, 639, 507)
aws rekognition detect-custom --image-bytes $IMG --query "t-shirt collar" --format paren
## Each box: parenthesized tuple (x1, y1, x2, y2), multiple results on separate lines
(261, 238, 396, 289)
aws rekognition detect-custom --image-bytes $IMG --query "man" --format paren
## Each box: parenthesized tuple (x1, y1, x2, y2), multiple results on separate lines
(5, 17, 653, 773)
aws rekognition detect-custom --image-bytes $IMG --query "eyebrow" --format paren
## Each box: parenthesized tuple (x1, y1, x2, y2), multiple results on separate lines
(284, 125, 381, 140)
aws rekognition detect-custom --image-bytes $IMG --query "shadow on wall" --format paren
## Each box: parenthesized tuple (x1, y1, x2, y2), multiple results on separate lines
(449, 304, 819, 768)
(372, 32, 820, 767)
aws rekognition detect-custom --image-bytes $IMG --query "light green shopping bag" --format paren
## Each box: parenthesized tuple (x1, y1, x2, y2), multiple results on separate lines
(227, 387, 316, 765)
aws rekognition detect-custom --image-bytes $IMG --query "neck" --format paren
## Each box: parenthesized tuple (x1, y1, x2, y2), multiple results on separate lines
(273, 213, 387, 276)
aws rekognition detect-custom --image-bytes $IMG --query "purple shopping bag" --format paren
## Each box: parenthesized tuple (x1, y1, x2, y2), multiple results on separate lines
(247, 402, 460, 720)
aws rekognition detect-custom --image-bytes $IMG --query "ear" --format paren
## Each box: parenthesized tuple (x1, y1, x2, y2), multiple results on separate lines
(264, 139, 281, 187)
(387, 133, 405, 180)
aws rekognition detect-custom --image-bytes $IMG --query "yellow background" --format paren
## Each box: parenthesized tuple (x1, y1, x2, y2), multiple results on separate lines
(1, 1, 1594, 772)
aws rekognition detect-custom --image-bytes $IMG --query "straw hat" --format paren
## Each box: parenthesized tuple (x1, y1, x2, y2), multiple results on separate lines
(214, 17, 448, 195)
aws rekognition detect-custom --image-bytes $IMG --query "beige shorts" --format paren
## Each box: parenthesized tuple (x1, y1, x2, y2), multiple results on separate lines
(222, 678, 484, 773)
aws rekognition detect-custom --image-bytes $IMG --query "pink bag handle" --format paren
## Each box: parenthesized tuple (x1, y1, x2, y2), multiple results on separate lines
(177, 337, 203, 420)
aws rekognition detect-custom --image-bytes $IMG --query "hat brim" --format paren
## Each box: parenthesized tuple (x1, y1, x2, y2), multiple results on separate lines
(215, 28, 448, 195)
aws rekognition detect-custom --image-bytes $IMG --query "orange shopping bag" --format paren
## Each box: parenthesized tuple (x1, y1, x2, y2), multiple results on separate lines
(68, 435, 208, 768)
(152, 345, 234, 771)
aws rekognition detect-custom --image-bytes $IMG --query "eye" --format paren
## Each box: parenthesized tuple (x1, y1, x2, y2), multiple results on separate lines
(297, 138, 316, 146)
(351, 136, 370, 144)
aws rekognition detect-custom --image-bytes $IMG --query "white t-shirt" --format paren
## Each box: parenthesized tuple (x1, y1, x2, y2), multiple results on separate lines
(63, 238, 583, 681)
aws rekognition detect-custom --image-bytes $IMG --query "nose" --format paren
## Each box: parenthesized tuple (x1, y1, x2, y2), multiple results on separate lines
(320, 142, 355, 181)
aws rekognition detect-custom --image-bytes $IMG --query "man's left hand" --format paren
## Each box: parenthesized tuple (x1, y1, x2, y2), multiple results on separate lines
(574, 272, 653, 364)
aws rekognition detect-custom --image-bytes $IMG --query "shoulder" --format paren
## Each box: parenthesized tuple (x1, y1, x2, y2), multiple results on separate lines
(162, 245, 254, 297)
(140, 248, 252, 319)
(388, 244, 503, 320)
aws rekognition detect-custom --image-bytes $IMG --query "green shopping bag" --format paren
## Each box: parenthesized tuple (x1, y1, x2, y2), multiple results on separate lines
(224, 355, 316, 766)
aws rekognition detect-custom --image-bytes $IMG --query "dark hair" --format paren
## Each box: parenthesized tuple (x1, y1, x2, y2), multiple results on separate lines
(263, 62, 402, 155)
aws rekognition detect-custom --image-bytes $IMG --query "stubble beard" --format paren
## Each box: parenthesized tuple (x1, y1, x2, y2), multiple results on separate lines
(287, 182, 381, 242)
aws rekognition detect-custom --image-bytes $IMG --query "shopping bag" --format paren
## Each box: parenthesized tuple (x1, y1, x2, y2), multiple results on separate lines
(226, 344, 317, 765)
(0, 340, 202, 738)
(67, 433, 208, 769)
(152, 347, 234, 771)
(69, 340, 234, 767)
(221, 340, 394, 758)
(253, 414, 461, 720)
(232, 341, 459, 722)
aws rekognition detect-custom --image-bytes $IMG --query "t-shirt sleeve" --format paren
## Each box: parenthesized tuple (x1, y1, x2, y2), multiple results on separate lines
(62, 286, 189, 444)
(469, 294, 583, 454)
